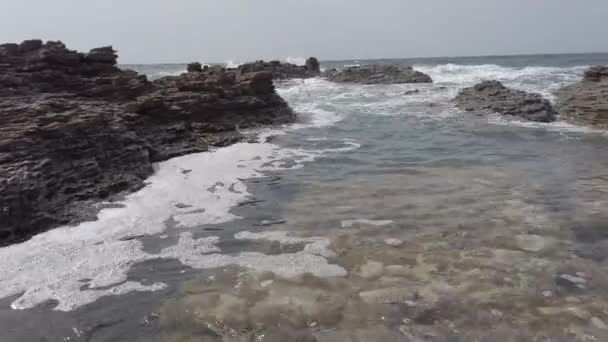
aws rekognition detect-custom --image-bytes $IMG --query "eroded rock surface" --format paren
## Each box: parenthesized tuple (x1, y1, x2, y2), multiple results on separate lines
(557, 65, 608, 128)
(0, 40, 294, 245)
(454, 80, 556, 122)
(235, 57, 321, 80)
(321, 65, 433, 84)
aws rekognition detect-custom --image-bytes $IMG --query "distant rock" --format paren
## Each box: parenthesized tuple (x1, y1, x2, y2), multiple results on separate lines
(557, 65, 608, 128)
(236, 57, 321, 80)
(186, 62, 202, 73)
(0, 39, 294, 245)
(453, 80, 556, 122)
(321, 65, 433, 84)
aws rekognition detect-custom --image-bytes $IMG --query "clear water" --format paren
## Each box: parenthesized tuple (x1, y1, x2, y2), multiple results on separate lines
(2, 54, 608, 341)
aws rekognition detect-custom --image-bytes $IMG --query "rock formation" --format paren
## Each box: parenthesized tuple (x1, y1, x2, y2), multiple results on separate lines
(321, 65, 433, 84)
(235, 57, 321, 80)
(453, 80, 556, 122)
(0, 40, 294, 245)
(557, 65, 608, 128)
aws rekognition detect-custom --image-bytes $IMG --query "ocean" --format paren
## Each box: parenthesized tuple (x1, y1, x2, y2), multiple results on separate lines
(2, 54, 608, 341)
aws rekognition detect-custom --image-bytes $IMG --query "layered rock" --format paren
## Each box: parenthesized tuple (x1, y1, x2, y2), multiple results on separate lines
(235, 57, 321, 80)
(0, 40, 294, 245)
(321, 65, 433, 84)
(453, 80, 556, 122)
(557, 66, 608, 128)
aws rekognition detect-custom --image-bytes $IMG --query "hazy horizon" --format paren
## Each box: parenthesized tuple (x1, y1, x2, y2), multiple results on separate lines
(2, 0, 607, 64)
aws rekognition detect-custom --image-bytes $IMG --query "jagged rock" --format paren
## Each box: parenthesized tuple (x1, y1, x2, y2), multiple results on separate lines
(557, 65, 608, 128)
(187, 62, 202, 73)
(236, 58, 321, 80)
(0, 39, 295, 245)
(321, 65, 433, 84)
(453, 80, 556, 122)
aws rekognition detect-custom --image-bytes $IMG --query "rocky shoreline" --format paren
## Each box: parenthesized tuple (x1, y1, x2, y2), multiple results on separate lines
(322, 65, 433, 84)
(453, 80, 557, 122)
(558, 65, 608, 128)
(1, 39, 607, 247)
(0, 40, 296, 245)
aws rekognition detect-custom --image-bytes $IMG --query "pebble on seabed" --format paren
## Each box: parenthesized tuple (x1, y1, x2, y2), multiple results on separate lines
(384, 238, 404, 247)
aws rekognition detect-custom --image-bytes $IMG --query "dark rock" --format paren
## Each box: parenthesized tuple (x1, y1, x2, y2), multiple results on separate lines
(321, 65, 433, 84)
(0, 39, 295, 246)
(557, 65, 608, 128)
(453, 80, 556, 122)
(305, 57, 320, 74)
(187, 62, 202, 73)
(19, 39, 43, 52)
(237, 58, 321, 80)
(404, 89, 420, 95)
(84, 46, 118, 64)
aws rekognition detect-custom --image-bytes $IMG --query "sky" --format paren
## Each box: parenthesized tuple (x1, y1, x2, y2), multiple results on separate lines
(1, 0, 607, 64)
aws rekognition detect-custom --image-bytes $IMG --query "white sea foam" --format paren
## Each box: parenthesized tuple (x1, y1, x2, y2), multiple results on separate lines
(0, 134, 358, 311)
(285, 56, 307, 66)
(225, 60, 242, 69)
(415, 63, 587, 100)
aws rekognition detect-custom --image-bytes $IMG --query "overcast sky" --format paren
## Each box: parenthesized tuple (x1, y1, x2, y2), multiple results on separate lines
(1, 0, 607, 64)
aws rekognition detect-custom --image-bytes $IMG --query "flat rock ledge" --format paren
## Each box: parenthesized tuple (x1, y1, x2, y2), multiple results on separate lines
(557, 65, 608, 128)
(453, 80, 556, 122)
(0, 39, 295, 245)
(321, 65, 433, 84)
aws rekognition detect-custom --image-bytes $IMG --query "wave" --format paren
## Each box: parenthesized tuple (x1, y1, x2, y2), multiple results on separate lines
(285, 56, 306, 66)
(225, 60, 242, 69)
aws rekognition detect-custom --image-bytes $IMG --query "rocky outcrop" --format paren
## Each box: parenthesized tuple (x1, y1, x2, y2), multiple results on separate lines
(321, 65, 433, 84)
(453, 80, 556, 122)
(0, 40, 294, 245)
(557, 66, 608, 128)
(236, 57, 321, 80)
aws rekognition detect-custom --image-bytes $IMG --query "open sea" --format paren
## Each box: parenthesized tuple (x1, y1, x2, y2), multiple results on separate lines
(2, 53, 608, 341)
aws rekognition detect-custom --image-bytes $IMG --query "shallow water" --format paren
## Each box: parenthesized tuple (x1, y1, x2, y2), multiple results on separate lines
(2, 54, 608, 341)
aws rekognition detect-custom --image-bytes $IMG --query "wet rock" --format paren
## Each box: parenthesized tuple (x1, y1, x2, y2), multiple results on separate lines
(514, 234, 555, 252)
(591, 317, 608, 330)
(236, 58, 321, 80)
(322, 65, 433, 84)
(384, 265, 410, 277)
(0, 39, 295, 246)
(555, 273, 587, 290)
(537, 306, 591, 320)
(187, 62, 202, 73)
(384, 238, 404, 247)
(558, 66, 608, 128)
(358, 260, 384, 279)
(453, 80, 557, 122)
(359, 287, 410, 304)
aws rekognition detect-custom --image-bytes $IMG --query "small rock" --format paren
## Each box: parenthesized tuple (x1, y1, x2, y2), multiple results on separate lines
(515, 234, 554, 252)
(591, 317, 608, 330)
(260, 280, 274, 288)
(358, 260, 384, 279)
(359, 287, 410, 304)
(542, 291, 553, 298)
(566, 296, 582, 303)
(384, 238, 404, 247)
(385, 265, 410, 277)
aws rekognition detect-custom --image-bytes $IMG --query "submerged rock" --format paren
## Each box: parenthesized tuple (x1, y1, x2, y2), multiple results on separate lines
(0, 39, 294, 245)
(321, 65, 433, 84)
(557, 65, 608, 128)
(235, 57, 321, 80)
(453, 80, 556, 122)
